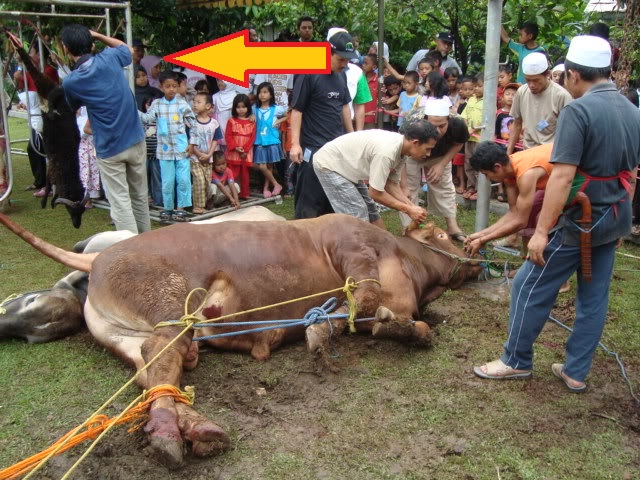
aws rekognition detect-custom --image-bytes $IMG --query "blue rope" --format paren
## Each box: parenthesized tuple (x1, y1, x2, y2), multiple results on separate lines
(568, 205, 611, 233)
(190, 297, 376, 342)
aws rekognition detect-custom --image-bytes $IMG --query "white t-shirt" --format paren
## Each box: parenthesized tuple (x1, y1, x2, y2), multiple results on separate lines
(313, 129, 405, 191)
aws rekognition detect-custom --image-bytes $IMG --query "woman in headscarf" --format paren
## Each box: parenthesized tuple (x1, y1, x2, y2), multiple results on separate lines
(140, 55, 162, 88)
(134, 64, 162, 112)
(369, 41, 389, 62)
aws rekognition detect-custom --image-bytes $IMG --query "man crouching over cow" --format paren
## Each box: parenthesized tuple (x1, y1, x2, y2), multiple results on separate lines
(0, 209, 482, 468)
(313, 120, 438, 228)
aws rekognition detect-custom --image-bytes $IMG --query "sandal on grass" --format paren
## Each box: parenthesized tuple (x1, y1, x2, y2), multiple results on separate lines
(462, 189, 474, 199)
(551, 363, 587, 393)
(473, 359, 532, 380)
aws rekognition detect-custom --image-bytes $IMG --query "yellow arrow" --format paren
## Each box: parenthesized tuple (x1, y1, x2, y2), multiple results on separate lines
(164, 29, 330, 87)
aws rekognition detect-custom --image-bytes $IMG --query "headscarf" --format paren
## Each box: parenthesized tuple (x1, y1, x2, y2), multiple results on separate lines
(134, 64, 162, 112)
(140, 55, 162, 88)
(371, 41, 389, 62)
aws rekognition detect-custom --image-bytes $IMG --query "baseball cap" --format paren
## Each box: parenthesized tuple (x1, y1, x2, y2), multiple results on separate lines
(503, 82, 521, 91)
(327, 29, 358, 60)
(437, 32, 454, 44)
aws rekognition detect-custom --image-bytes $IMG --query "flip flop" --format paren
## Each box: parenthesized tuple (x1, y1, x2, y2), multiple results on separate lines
(449, 232, 468, 243)
(473, 359, 532, 380)
(551, 363, 587, 393)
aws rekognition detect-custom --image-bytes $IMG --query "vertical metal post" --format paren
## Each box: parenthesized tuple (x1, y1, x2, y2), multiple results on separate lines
(124, 3, 134, 91)
(0, 50, 13, 203)
(376, 0, 384, 129)
(475, 0, 502, 232)
(37, 19, 45, 71)
(17, 21, 34, 151)
(105, 8, 111, 37)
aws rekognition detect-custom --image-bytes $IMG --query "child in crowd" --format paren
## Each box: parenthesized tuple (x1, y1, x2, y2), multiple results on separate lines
(210, 151, 240, 209)
(455, 77, 474, 114)
(381, 76, 401, 131)
(253, 82, 287, 198)
(139, 70, 196, 221)
(395, 71, 421, 129)
(444, 67, 461, 109)
(421, 72, 451, 108)
(189, 92, 223, 214)
(497, 65, 513, 108)
(362, 53, 379, 129)
(194, 79, 210, 94)
(225, 94, 256, 199)
(76, 107, 101, 209)
(213, 78, 236, 151)
(417, 57, 438, 92)
(502, 21, 545, 83)
(279, 106, 295, 196)
(495, 82, 519, 142)
(551, 64, 565, 84)
(460, 71, 484, 201)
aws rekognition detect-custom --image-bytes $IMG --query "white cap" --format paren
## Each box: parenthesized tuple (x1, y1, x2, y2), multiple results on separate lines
(552, 64, 565, 73)
(326, 27, 347, 41)
(522, 52, 549, 75)
(423, 99, 450, 117)
(566, 35, 611, 68)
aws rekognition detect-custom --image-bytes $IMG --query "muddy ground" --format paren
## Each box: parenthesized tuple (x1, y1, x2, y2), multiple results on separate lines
(25, 283, 640, 479)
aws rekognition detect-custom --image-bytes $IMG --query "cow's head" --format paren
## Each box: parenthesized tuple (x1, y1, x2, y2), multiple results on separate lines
(0, 289, 85, 343)
(404, 221, 482, 288)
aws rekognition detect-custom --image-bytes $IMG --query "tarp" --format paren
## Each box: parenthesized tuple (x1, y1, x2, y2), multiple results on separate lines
(176, 0, 272, 8)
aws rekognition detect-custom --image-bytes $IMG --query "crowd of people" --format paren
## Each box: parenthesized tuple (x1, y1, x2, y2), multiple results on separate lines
(3, 16, 640, 393)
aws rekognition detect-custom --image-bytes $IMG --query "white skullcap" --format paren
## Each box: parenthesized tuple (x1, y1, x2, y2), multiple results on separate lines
(423, 99, 450, 117)
(522, 52, 549, 75)
(552, 64, 565, 73)
(372, 41, 389, 61)
(566, 35, 611, 68)
(326, 27, 348, 41)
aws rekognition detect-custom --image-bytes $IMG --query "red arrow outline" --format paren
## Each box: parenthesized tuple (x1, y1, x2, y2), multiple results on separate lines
(163, 29, 331, 87)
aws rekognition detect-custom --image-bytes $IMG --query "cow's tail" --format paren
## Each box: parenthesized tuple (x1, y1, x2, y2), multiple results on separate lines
(0, 212, 96, 272)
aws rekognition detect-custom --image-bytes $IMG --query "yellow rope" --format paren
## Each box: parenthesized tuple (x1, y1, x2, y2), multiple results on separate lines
(0, 293, 20, 315)
(155, 277, 380, 330)
(23, 278, 379, 478)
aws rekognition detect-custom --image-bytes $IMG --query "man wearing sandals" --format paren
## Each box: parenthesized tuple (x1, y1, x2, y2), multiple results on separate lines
(474, 36, 640, 393)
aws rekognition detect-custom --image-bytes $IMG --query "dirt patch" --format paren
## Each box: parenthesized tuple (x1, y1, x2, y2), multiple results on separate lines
(19, 287, 640, 479)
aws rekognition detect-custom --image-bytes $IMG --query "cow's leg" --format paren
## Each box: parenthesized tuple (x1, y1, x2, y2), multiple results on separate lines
(370, 306, 433, 346)
(140, 326, 193, 469)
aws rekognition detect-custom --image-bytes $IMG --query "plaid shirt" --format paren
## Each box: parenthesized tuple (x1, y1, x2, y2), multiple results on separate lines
(139, 96, 196, 160)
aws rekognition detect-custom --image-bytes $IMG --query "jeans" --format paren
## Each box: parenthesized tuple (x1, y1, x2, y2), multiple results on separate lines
(501, 229, 616, 381)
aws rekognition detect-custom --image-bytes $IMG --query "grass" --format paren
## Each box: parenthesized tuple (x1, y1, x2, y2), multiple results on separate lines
(1, 116, 639, 479)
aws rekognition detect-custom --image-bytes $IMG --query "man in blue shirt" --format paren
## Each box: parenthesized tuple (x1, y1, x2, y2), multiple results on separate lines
(474, 35, 640, 393)
(62, 24, 150, 234)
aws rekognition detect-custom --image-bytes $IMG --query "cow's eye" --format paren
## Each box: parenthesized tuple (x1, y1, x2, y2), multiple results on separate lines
(438, 233, 447, 239)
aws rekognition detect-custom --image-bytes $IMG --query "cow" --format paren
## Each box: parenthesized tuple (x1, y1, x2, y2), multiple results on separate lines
(0, 211, 481, 468)
(0, 207, 284, 343)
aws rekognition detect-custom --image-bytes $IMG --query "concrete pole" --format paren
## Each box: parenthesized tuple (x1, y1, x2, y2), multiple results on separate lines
(125, 4, 134, 92)
(475, 0, 503, 232)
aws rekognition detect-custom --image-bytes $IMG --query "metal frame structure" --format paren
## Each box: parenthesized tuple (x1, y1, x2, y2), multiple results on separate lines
(0, 0, 132, 205)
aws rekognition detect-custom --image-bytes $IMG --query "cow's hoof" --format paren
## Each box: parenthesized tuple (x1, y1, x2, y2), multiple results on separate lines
(412, 321, 433, 346)
(184, 341, 199, 371)
(148, 435, 184, 469)
(191, 434, 231, 457)
(305, 323, 329, 354)
(374, 306, 395, 323)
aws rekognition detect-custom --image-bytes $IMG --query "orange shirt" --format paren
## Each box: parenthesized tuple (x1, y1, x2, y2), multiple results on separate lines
(279, 113, 292, 152)
(505, 143, 554, 190)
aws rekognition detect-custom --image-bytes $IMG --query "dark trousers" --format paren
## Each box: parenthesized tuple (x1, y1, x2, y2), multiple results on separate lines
(27, 129, 46, 189)
(293, 148, 333, 219)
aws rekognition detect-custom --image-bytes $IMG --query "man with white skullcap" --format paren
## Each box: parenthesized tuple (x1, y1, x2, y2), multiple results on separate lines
(313, 122, 438, 226)
(398, 99, 470, 241)
(474, 36, 640, 393)
(506, 51, 573, 155)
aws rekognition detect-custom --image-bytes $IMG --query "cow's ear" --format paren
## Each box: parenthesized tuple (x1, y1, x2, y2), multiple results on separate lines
(406, 222, 435, 243)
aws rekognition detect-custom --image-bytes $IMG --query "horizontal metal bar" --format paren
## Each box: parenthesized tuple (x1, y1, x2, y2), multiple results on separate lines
(18, 0, 130, 9)
(0, 10, 107, 19)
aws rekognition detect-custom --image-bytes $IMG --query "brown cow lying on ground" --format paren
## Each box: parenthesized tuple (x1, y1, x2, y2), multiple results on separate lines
(0, 212, 481, 468)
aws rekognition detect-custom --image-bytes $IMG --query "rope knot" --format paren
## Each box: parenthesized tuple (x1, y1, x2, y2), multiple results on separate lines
(302, 297, 338, 327)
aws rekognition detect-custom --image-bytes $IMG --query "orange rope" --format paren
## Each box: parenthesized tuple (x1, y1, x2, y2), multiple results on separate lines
(0, 385, 192, 480)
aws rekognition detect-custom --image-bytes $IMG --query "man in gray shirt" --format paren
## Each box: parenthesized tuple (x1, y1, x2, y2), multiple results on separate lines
(406, 32, 461, 72)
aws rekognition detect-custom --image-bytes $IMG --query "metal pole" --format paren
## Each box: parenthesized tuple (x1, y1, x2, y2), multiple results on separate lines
(0, 54, 14, 204)
(475, 0, 502, 232)
(376, 0, 385, 129)
(0, 11, 107, 19)
(20, 0, 130, 9)
(37, 19, 45, 72)
(105, 8, 111, 37)
(124, 4, 134, 91)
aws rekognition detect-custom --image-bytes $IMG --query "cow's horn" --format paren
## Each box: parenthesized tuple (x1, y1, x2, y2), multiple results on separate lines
(54, 197, 75, 207)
